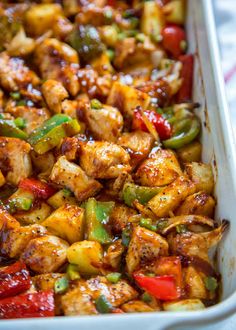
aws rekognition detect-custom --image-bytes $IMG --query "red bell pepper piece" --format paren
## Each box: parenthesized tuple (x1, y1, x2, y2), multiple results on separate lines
(19, 178, 56, 200)
(161, 25, 186, 58)
(177, 54, 194, 102)
(133, 273, 179, 301)
(0, 290, 55, 319)
(134, 256, 182, 301)
(0, 261, 31, 299)
(132, 109, 172, 140)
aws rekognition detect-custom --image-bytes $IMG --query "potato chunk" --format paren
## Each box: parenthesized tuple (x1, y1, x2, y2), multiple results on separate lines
(183, 266, 208, 300)
(175, 192, 215, 217)
(67, 240, 103, 275)
(121, 300, 155, 313)
(85, 104, 123, 142)
(21, 235, 69, 273)
(1, 224, 47, 258)
(118, 130, 154, 168)
(33, 273, 65, 291)
(185, 162, 214, 194)
(25, 4, 63, 36)
(50, 156, 102, 201)
(126, 226, 169, 273)
(147, 176, 196, 217)
(0, 137, 32, 185)
(42, 204, 85, 244)
(14, 202, 52, 225)
(79, 141, 131, 179)
(107, 81, 150, 117)
(176, 141, 202, 163)
(141, 1, 165, 38)
(163, 299, 205, 311)
(135, 149, 182, 187)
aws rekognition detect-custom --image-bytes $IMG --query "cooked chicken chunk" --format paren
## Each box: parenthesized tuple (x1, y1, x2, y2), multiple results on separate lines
(0, 52, 40, 92)
(0, 208, 20, 232)
(126, 226, 169, 273)
(7, 106, 50, 134)
(147, 176, 196, 218)
(14, 202, 52, 225)
(110, 204, 137, 234)
(31, 151, 55, 178)
(79, 141, 131, 179)
(135, 148, 182, 187)
(50, 156, 102, 201)
(168, 221, 229, 263)
(21, 235, 69, 273)
(33, 273, 65, 291)
(118, 130, 154, 168)
(35, 38, 80, 96)
(103, 239, 124, 270)
(175, 192, 215, 217)
(85, 104, 123, 142)
(42, 79, 69, 114)
(62, 291, 98, 316)
(0, 137, 32, 185)
(1, 224, 47, 258)
(183, 266, 208, 300)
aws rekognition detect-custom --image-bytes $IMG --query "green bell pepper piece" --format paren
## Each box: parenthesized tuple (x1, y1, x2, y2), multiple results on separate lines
(122, 183, 163, 207)
(28, 114, 71, 146)
(67, 264, 81, 280)
(0, 119, 28, 140)
(163, 118, 200, 149)
(85, 198, 114, 244)
(95, 295, 113, 314)
(29, 117, 80, 154)
(106, 272, 121, 284)
(54, 277, 69, 294)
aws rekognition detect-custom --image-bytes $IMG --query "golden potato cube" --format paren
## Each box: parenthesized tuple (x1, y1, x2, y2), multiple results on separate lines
(141, 1, 165, 38)
(67, 240, 103, 275)
(47, 190, 77, 209)
(147, 176, 196, 217)
(32, 273, 65, 291)
(42, 204, 85, 244)
(14, 202, 52, 225)
(25, 4, 62, 36)
(185, 162, 214, 194)
(177, 141, 202, 163)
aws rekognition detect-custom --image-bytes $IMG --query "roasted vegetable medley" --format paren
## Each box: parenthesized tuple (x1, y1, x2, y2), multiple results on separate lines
(0, 0, 229, 319)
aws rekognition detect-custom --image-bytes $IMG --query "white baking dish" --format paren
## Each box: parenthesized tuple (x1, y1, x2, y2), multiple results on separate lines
(1, 0, 236, 329)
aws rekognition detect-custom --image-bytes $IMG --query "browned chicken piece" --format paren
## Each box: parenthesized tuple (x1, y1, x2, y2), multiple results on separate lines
(42, 79, 69, 114)
(167, 220, 229, 263)
(126, 226, 169, 273)
(33, 273, 65, 291)
(86, 276, 138, 306)
(61, 291, 98, 316)
(121, 300, 155, 313)
(1, 224, 47, 259)
(0, 169, 6, 187)
(50, 156, 102, 201)
(31, 151, 55, 178)
(136, 80, 171, 108)
(0, 52, 40, 92)
(61, 137, 80, 161)
(42, 204, 85, 244)
(79, 141, 131, 179)
(135, 148, 182, 187)
(175, 192, 216, 218)
(0, 137, 32, 185)
(110, 204, 137, 234)
(7, 106, 50, 134)
(35, 38, 80, 96)
(183, 266, 208, 300)
(21, 235, 69, 273)
(0, 207, 20, 232)
(114, 38, 136, 70)
(61, 100, 78, 119)
(185, 162, 214, 195)
(147, 176, 196, 218)
(103, 239, 124, 270)
(84, 104, 123, 142)
(117, 130, 154, 168)
(107, 81, 150, 118)
(14, 202, 52, 225)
